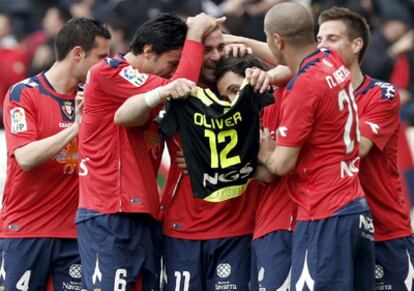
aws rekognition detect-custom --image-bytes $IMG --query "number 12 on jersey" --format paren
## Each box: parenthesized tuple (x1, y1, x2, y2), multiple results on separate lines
(204, 129, 241, 169)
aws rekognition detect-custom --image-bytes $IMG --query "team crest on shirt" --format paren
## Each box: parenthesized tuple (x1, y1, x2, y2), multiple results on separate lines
(119, 65, 148, 87)
(10, 107, 27, 133)
(61, 100, 75, 120)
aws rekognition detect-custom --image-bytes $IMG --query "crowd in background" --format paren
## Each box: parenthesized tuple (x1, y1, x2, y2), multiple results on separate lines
(1, 0, 414, 202)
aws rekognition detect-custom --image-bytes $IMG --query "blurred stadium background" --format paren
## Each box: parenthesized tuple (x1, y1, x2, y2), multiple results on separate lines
(1, 0, 414, 225)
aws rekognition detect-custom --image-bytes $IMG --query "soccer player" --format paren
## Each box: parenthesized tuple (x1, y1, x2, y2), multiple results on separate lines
(215, 55, 295, 290)
(258, 2, 375, 290)
(1, 18, 110, 290)
(317, 7, 414, 290)
(159, 29, 260, 291)
(76, 13, 220, 291)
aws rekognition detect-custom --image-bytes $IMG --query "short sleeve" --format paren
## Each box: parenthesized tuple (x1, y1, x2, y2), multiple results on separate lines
(359, 90, 400, 151)
(3, 85, 38, 153)
(277, 79, 317, 147)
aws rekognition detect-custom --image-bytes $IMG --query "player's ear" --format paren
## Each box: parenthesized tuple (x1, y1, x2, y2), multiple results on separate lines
(143, 44, 155, 60)
(71, 46, 86, 61)
(352, 37, 363, 55)
(274, 33, 283, 50)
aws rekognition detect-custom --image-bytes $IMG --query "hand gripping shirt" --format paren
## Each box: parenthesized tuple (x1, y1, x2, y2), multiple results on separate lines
(1, 73, 78, 238)
(158, 80, 274, 202)
(355, 75, 412, 241)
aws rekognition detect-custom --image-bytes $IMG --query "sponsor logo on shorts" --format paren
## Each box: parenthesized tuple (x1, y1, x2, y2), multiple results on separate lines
(375, 265, 384, 279)
(217, 263, 231, 279)
(69, 264, 82, 279)
(215, 263, 237, 290)
(60, 263, 83, 290)
(359, 215, 375, 241)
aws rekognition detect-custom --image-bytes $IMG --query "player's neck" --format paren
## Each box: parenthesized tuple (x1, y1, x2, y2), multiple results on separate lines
(45, 61, 79, 95)
(349, 62, 364, 90)
(124, 52, 144, 70)
(285, 43, 317, 74)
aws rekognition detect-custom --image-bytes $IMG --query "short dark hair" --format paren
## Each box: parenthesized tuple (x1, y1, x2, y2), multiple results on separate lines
(55, 17, 111, 61)
(215, 55, 270, 81)
(318, 7, 371, 63)
(129, 13, 187, 55)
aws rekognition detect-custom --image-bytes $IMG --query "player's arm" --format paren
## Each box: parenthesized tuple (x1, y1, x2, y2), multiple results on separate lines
(258, 128, 300, 176)
(13, 92, 83, 171)
(114, 79, 196, 127)
(359, 136, 374, 158)
(255, 164, 276, 183)
(358, 83, 400, 158)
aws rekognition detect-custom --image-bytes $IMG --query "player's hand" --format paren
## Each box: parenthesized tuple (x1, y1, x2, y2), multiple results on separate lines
(75, 91, 84, 125)
(245, 67, 271, 93)
(258, 128, 276, 165)
(160, 79, 196, 100)
(175, 150, 188, 173)
(224, 43, 252, 57)
(187, 13, 226, 40)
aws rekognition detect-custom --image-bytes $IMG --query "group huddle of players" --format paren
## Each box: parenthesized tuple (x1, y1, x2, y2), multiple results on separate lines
(0, 1, 413, 291)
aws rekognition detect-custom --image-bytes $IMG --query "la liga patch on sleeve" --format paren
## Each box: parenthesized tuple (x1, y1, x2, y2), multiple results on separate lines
(10, 107, 27, 133)
(119, 65, 149, 87)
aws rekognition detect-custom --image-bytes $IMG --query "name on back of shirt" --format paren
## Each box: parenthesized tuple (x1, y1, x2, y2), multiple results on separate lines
(325, 65, 350, 89)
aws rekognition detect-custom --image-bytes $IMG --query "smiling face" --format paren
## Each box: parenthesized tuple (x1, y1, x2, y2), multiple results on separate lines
(200, 29, 225, 86)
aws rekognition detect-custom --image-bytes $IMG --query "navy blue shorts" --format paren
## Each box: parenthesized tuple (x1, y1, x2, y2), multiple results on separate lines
(163, 235, 251, 291)
(77, 213, 160, 291)
(375, 236, 414, 290)
(291, 212, 375, 291)
(251, 230, 292, 290)
(0, 238, 81, 291)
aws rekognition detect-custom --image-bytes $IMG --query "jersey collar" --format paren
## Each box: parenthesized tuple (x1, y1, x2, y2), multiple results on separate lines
(298, 48, 328, 71)
(354, 75, 372, 98)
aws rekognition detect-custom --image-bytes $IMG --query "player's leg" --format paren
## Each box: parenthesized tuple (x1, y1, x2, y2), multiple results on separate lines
(163, 236, 203, 291)
(291, 213, 374, 291)
(0, 238, 52, 290)
(352, 212, 375, 291)
(205, 235, 251, 291)
(49, 238, 82, 291)
(76, 213, 154, 291)
(374, 236, 414, 291)
(251, 231, 292, 290)
(141, 219, 163, 291)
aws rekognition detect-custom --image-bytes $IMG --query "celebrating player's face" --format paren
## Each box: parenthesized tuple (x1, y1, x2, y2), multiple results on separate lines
(201, 29, 225, 84)
(217, 71, 244, 102)
(79, 36, 110, 81)
(148, 49, 182, 78)
(317, 20, 356, 67)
